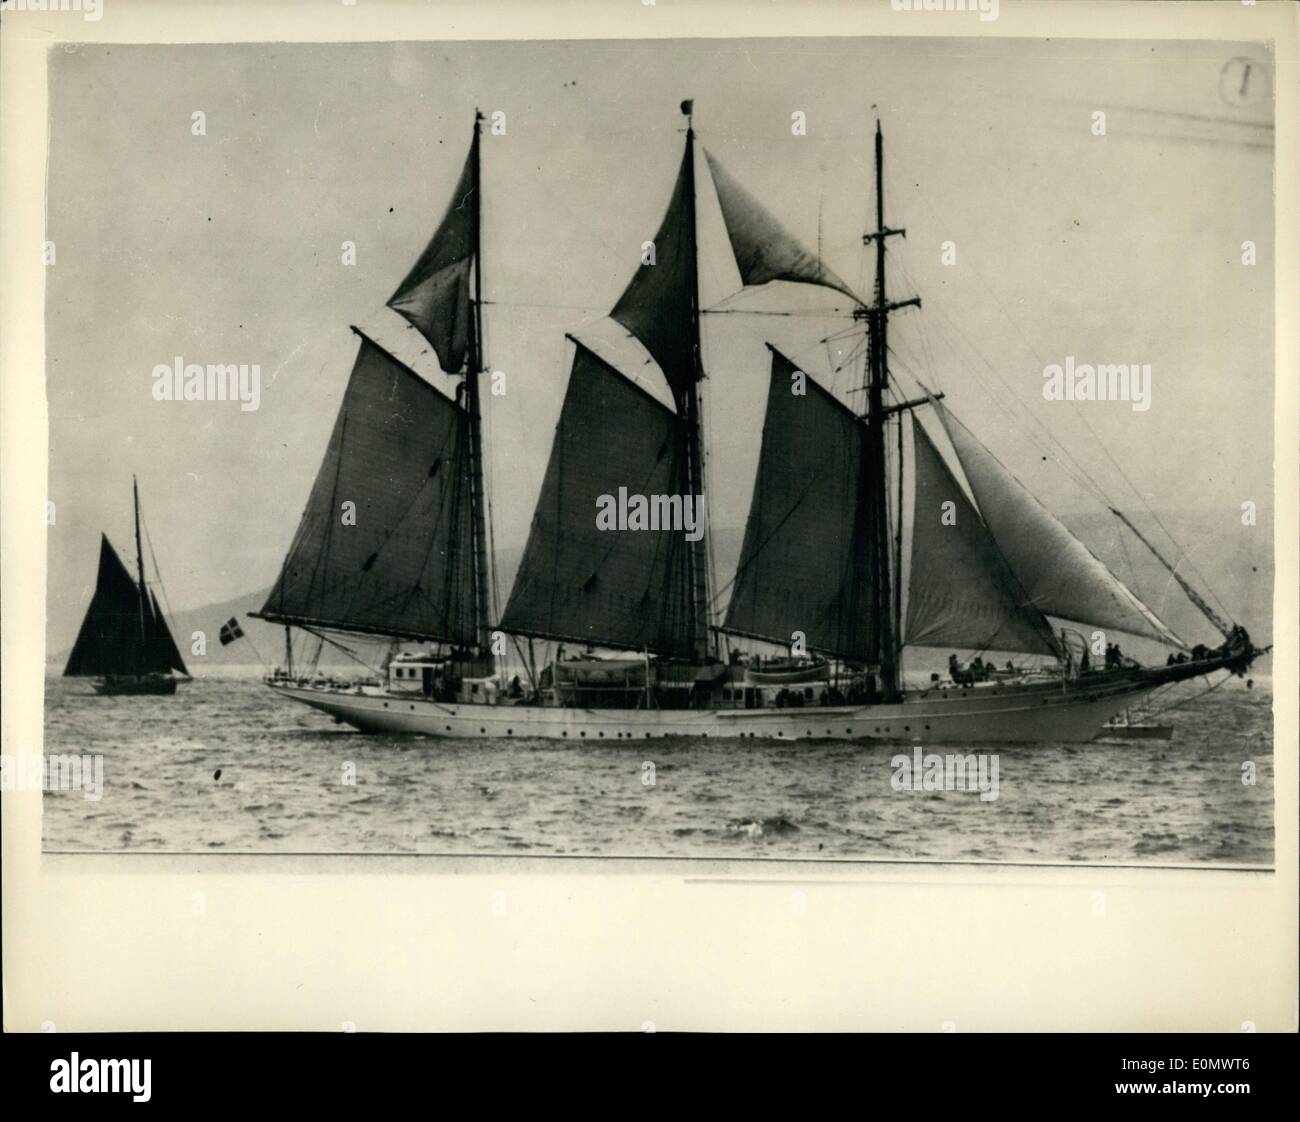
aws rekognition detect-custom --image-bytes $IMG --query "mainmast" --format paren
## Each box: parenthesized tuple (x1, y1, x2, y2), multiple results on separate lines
(858, 118, 919, 699)
(132, 476, 148, 669)
(464, 109, 494, 661)
(680, 101, 715, 663)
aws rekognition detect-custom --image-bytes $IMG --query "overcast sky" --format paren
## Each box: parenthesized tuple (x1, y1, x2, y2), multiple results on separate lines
(44, 36, 1274, 649)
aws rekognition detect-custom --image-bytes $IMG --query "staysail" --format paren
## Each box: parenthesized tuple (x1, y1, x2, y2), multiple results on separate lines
(499, 342, 696, 656)
(933, 402, 1183, 646)
(257, 332, 479, 644)
(147, 589, 189, 674)
(905, 416, 1058, 655)
(386, 128, 477, 375)
(724, 348, 874, 662)
(703, 150, 861, 305)
(65, 535, 185, 677)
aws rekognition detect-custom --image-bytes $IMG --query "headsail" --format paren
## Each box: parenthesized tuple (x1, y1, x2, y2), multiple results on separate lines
(147, 589, 189, 674)
(257, 332, 479, 644)
(905, 416, 1058, 655)
(387, 128, 477, 375)
(933, 402, 1183, 646)
(65, 535, 183, 677)
(703, 150, 861, 305)
(499, 342, 696, 656)
(723, 347, 874, 662)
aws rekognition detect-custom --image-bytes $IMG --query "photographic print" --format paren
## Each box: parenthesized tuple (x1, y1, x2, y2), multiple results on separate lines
(37, 33, 1274, 871)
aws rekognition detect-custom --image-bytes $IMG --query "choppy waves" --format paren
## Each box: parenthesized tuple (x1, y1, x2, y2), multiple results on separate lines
(41, 676, 1274, 865)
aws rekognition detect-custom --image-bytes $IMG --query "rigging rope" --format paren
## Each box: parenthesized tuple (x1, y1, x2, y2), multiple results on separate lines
(1142, 670, 1236, 718)
(883, 140, 1234, 622)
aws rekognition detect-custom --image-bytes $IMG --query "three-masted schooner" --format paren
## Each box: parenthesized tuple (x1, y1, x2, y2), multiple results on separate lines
(64, 478, 190, 696)
(253, 103, 1260, 743)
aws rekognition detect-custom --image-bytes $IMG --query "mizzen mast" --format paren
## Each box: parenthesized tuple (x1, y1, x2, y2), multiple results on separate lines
(857, 118, 920, 699)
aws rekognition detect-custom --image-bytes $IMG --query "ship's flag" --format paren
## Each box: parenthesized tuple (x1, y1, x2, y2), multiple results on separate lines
(218, 617, 245, 646)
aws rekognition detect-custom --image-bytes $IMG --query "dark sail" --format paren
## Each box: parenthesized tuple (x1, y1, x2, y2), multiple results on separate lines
(610, 142, 699, 396)
(65, 536, 155, 676)
(703, 150, 860, 304)
(258, 333, 478, 643)
(148, 589, 189, 674)
(933, 402, 1182, 645)
(905, 416, 1057, 655)
(387, 130, 477, 375)
(499, 342, 696, 656)
(724, 348, 874, 662)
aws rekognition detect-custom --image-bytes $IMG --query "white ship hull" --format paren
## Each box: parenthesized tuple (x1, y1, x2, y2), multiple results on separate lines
(268, 670, 1183, 745)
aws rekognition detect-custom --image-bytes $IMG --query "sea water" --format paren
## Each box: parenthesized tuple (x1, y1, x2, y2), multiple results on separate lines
(40, 671, 1273, 864)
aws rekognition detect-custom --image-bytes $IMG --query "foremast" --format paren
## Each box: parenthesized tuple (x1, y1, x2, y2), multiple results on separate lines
(464, 109, 494, 664)
(256, 111, 498, 663)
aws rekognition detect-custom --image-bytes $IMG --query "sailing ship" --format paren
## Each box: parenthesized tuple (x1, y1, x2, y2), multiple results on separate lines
(253, 103, 1261, 743)
(64, 478, 190, 696)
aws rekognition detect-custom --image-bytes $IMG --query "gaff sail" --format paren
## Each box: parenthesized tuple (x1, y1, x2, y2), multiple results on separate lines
(257, 332, 479, 644)
(499, 341, 696, 656)
(723, 347, 874, 662)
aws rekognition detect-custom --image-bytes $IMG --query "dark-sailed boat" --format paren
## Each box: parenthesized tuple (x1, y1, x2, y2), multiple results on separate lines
(64, 478, 189, 696)
(253, 104, 1263, 743)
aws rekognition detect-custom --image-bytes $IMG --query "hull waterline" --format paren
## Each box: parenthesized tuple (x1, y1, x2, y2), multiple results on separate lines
(264, 657, 1238, 745)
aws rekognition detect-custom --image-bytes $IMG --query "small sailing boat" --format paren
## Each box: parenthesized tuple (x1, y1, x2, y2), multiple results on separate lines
(254, 103, 1262, 744)
(64, 478, 189, 696)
